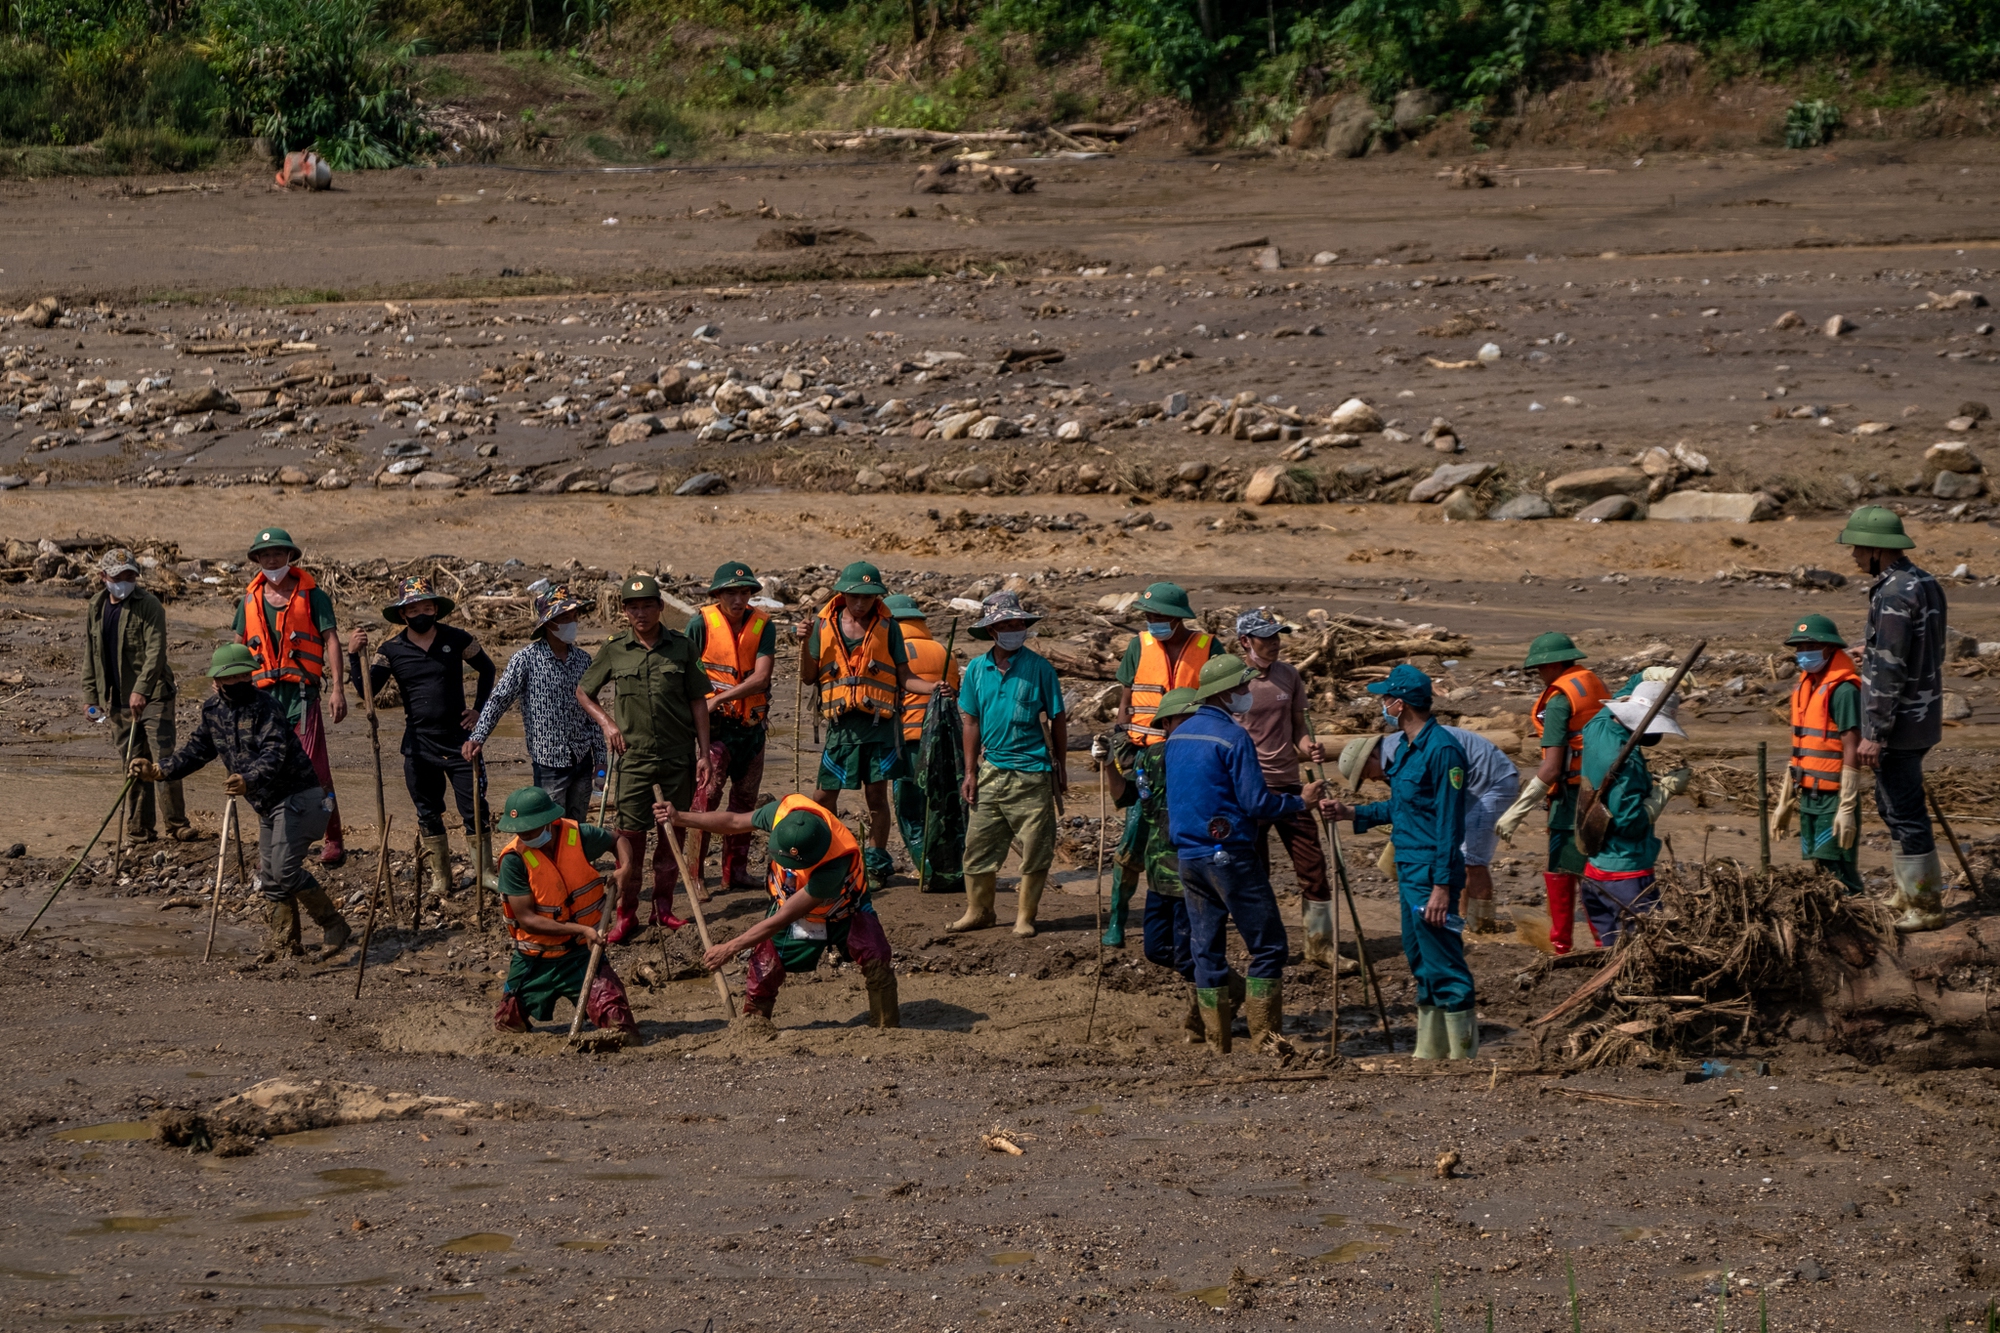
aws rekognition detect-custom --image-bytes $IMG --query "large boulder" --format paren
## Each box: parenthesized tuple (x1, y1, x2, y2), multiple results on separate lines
(1491, 493, 1555, 521)
(1934, 470, 1986, 501)
(1408, 460, 1495, 504)
(1391, 88, 1445, 135)
(1646, 491, 1778, 522)
(1324, 97, 1377, 158)
(1926, 441, 1982, 474)
(1546, 466, 1648, 514)
(1245, 464, 1290, 505)
(1327, 397, 1383, 432)
(1575, 494, 1645, 522)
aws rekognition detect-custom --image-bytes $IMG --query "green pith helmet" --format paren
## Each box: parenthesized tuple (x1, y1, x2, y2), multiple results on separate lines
(832, 562, 887, 596)
(882, 594, 927, 620)
(495, 786, 563, 833)
(1338, 734, 1384, 789)
(1133, 581, 1196, 621)
(247, 526, 300, 558)
(620, 573, 662, 602)
(769, 808, 834, 869)
(1523, 631, 1587, 668)
(709, 560, 760, 592)
(1837, 505, 1915, 550)
(1152, 686, 1200, 723)
(207, 643, 257, 678)
(1194, 653, 1258, 700)
(1785, 613, 1847, 648)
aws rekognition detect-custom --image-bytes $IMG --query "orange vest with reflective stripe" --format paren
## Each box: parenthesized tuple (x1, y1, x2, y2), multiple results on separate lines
(765, 794, 867, 930)
(899, 625, 958, 741)
(1533, 667, 1611, 786)
(812, 597, 899, 721)
(699, 604, 770, 726)
(500, 820, 607, 958)
(1128, 631, 1211, 746)
(1790, 651, 1861, 793)
(242, 568, 326, 689)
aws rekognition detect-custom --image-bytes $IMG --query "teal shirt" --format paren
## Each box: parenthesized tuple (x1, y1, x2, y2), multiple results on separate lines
(1577, 710, 1660, 873)
(959, 645, 1066, 772)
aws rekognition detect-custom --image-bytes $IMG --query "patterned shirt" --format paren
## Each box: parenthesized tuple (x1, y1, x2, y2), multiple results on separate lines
(471, 640, 603, 769)
(159, 688, 320, 816)
(1863, 557, 1947, 750)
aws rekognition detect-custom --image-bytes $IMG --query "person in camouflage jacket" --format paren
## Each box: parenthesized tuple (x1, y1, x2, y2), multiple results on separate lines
(1840, 505, 1948, 932)
(1094, 687, 1198, 1041)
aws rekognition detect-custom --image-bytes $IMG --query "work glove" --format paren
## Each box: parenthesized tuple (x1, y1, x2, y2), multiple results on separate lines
(1375, 837, 1397, 876)
(1495, 775, 1548, 844)
(1768, 769, 1797, 841)
(1643, 766, 1693, 824)
(224, 772, 248, 798)
(1640, 665, 1680, 684)
(1089, 733, 1110, 765)
(1834, 765, 1863, 850)
(128, 758, 164, 782)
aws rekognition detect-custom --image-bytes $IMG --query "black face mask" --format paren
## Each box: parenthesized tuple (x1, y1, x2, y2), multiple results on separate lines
(222, 682, 258, 705)
(404, 613, 437, 634)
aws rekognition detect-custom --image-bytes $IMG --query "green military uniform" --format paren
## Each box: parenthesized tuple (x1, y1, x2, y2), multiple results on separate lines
(577, 575, 711, 830)
(1537, 687, 1588, 876)
(1112, 733, 1182, 897)
(498, 821, 621, 1017)
(1785, 614, 1866, 895)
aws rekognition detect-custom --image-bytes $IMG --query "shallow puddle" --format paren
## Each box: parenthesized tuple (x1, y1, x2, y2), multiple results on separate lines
(558, 1240, 611, 1252)
(1318, 1213, 1351, 1228)
(53, 1121, 153, 1143)
(1182, 1284, 1231, 1309)
(238, 1210, 313, 1224)
(315, 1168, 400, 1195)
(68, 1215, 186, 1236)
(440, 1233, 513, 1255)
(1365, 1223, 1411, 1235)
(850, 1256, 889, 1267)
(582, 1171, 661, 1182)
(988, 1251, 1033, 1266)
(1318, 1241, 1389, 1264)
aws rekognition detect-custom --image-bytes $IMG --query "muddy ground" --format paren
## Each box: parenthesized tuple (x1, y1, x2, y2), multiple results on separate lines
(3, 145, 2000, 1330)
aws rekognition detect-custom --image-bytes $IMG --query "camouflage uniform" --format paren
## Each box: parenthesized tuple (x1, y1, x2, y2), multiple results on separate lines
(1862, 557, 1946, 855)
(1113, 734, 1190, 980)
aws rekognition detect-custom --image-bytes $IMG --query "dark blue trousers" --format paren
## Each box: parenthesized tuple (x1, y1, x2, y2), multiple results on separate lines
(1142, 889, 1192, 982)
(1180, 847, 1289, 990)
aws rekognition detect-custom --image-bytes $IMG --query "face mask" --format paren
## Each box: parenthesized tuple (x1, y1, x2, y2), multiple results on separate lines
(404, 613, 437, 635)
(1382, 703, 1401, 726)
(222, 682, 258, 705)
(550, 621, 580, 644)
(107, 579, 136, 599)
(1146, 621, 1177, 639)
(262, 563, 294, 582)
(1795, 650, 1828, 673)
(994, 629, 1033, 651)
(1227, 689, 1255, 713)
(521, 826, 553, 849)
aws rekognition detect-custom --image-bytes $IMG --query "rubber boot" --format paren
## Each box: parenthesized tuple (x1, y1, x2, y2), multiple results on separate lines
(1413, 1005, 1447, 1060)
(1444, 1008, 1479, 1060)
(1101, 866, 1133, 948)
(1242, 976, 1283, 1046)
(606, 884, 641, 945)
(1302, 898, 1337, 968)
(863, 845, 894, 893)
(737, 993, 778, 1036)
(421, 833, 453, 902)
(1013, 870, 1047, 938)
(318, 834, 346, 868)
(1544, 872, 1579, 955)
(721, 833, 759, 890)
(296, 884, 352, 955)
(862, 959, 902, 1029)
(475, 830, 497, 893)
(949, 871, 997, 933)
(649, 886, 689, 934)
(1197, 987, 1233, 1054)
(258, 897, 302, 963)
(1891, 851, 1947, 933)
(493, 993, 530, 1033)
(1182, 988, 1205, 1044)
(584, 970, 641, 1037)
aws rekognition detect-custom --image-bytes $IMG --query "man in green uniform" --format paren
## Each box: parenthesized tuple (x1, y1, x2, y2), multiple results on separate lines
(885, 594, 964, 895)
(1770, 614, 1866, 895)
(684, 560, 778, 891)
(1496, 631, 1609, 954)
(576, 573, 713, 944)
(85, 548, 194, 843)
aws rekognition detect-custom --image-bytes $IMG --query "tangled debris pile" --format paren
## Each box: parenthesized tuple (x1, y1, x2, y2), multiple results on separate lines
(155, 1078, 513, 1156)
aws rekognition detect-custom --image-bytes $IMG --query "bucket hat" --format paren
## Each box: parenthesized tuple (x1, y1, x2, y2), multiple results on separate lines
(1604, 679, 1686, 738)
(383, 575, 456, 624)
(967, 590, 1044, 641)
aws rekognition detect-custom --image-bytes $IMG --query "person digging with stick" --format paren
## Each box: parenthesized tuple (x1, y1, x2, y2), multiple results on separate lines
(1769, 613, 1866, 898)
(349, 577, 497, 908)
(685, 561, 778, 893)
(886, 594, 964, 896)
(657, 792, 900, 1032)
(1574, 680, 1693, 948)
(83, 548, 196, 844)
(489, 786, 638, 1038)
(131, 645, 350, 962)
(467, 585, 605, 823)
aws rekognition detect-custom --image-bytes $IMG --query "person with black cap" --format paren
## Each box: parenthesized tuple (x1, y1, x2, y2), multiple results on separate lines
(659, 792, 900, 1029)
(686, 560, 778, 892)
(349, 576, 498, 903)
(466, 584, 604, 823)
(1323, 664, 1476, 1060)
(1769, 613, 1866, 897)
(490, 785, 638, 1038)
(1164, 653, 1326, 1054)
(885, 594, 964, 896)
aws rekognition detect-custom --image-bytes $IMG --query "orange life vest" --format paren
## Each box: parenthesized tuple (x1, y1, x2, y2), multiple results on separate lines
(811, 596, 899, 721)
(1128, 631, 1211, 746)
(698, 604, 771, 726)
(1533, 667, 1611, 787)
(899, 624, 959, 741)
(499, 820, 607, 959)
(242, 568, 327, 690)
(1790, 650, 1861, 793)
(765, 794, 868, 935)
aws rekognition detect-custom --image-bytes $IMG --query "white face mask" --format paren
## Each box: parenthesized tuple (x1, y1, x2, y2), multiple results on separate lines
(1227, 689, 1255, 714)
(994, 629, 1033, 651)
(1146, 620, 1177, 639)
(262, 562, 294, 583)
(550, 621, 580, 644)
(521, 826, 553, 848)
(107, 579, 137, 599)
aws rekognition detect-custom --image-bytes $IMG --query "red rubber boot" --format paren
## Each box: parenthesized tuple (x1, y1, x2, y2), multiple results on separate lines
(606, 883, 642, 945)
(721, 834, 759, 891)
(1544, 872, 1579, 955)
(584, 966, 641, 1037)
(493, 993, 530, 1033)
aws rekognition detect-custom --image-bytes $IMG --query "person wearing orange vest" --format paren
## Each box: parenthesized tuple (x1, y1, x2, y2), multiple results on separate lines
(234, 526, 349, 866)
(1769, 614, 1866, 896)
(1106, 582, 1212, 948)
(490, 786, 639, 1038)
(800, 562, 948, 892)
(885, 594, 964, 895)
(686, 561, 778, 893)
(659, 792, 900, 1030)
(1495, 632, 1609, 955)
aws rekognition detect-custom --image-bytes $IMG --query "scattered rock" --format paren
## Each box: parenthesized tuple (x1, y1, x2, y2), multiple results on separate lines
(1546, 466, 1647, 513)
(1933, 469, 1985, 501)
(1323, 96, 1376, 158)
(607, 471, 660, 496)
(1250, 246, 1281, 271)
(1575, 494, 1645, 522)
(1945, 415, 1978, 433)
(1943, 691, 1973, 722)
(1162, 391, 1189, 417)
(1823, 314, 1856, 338)
(410, 471, 462, 490)
(1312, 251, 1339, 266)
(936, 411, 985, 441)
(1391, 88, 1444, 134)
(315, 471, 350, 491)
(1794, 1258, 1829, 1285)
(1328, 397, 1383, 433)
(1056, 420, 1087, 442)
(1960, 400, 1992, 422)
(953, 464, 995, 490)
(1771, 310, 1804, 330)
(1439, 487, 1484, 521)
(1926, 441, 1981, 473)
(14, 296, 59, 328)
(855, 467, 888, 491)
(1075, 463, 1104, 489)
(276, 466, 311, 486)
(1409, 460, 1495, 503)
(1491, 494, 1555, 521)
(1244, 464, 1289, 505)
(1646, 491, 1777, 522)
(1636, 446, 1678, 478)
(1176, 461, 1210, 484)
(1930, 289, 1989, 310)
(675, 471, 728, 496)
(967, 415, 1020, 440)
(606, 416, 658, 445)
(172, 384, 238, 415)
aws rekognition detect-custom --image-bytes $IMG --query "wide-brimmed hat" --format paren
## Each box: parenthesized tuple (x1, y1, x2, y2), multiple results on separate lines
(1133, 582, 1195, 621)
(532, 584, 587, 636)
(883, 594, 927, 621)
(620, 573, 663, 602)
(1338, 733, 1384, 789)
(1366, 663, 1434, 709)
(1153, 686, 1200, 724)
(769, 806, 834, 869)
(1235, 607, 1292, 639)
(1784, 613, 1847, 648)
(1523, 631, 1586, 668)
(832, 561, 888, 596)
(247, 525, 301, 558)
(1604, 679, 1686, 738)
(709, 560, 760, 592)
(383, 575, 456, 624)
(98, 547, 140, 577)
(968, 590, 1044, 641)
(207, 644, 257, 678)
(1195, 653, 1258, 700)
(1837, 504, 1915, 550)
(495, 786, 564, 833)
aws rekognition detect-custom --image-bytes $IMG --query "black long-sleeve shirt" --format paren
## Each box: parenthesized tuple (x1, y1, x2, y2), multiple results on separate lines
(158, 688, 320, 816)
(350, 624, 496, 753)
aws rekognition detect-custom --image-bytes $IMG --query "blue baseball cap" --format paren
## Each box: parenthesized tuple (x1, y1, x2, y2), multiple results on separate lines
(1366, 663, 1434, 709)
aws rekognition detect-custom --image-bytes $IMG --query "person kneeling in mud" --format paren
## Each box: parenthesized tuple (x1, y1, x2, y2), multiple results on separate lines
(491, 786, 639, 1038)
(656, 793, 899, 1031)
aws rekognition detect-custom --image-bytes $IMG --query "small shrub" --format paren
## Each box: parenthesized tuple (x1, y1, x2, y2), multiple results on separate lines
(1784, 97, 1841, 147)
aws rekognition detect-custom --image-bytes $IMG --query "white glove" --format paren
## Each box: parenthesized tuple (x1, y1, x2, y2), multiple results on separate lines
(1089, 732, 1110, 764)
(1834, 765, 1862, 849)
(1769, 769, 1796, 840)
(1640, 665, 1679, 684)
(1495, 776, 1548, 843)
(1643, 766, 1691, 824)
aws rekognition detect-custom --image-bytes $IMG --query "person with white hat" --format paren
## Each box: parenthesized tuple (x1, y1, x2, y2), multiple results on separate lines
(1574, 679, 1693, 948)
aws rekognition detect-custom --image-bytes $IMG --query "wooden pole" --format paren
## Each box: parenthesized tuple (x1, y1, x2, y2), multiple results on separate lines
(203, 798, 236, 963)
(1929, 782, 1978, 901)
(1305, 764, 1344, 1057)
(567, 930, 605, 1039)
(1086, 760, 1106, 1044)
(655, 784, 736, 1016)
(19, 776, 135, 942)
(472, 755, 488, 932)
(1324, 810, 1394, 1051)
(1757, 741, 1771, 877)
(360, 642, 397, 921)
(408, 827, 425, 933)
(352, 815, 394, 998)
(793, 642, 806, 794)
(113, 716, 139, 873)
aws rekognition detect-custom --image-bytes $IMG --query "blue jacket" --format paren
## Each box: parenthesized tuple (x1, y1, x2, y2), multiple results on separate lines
(1163, 704, 1305, 860)
(1353, 716, 1468, 888)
